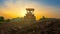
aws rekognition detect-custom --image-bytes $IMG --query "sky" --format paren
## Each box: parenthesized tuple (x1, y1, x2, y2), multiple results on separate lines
(0, 0, 60, 20)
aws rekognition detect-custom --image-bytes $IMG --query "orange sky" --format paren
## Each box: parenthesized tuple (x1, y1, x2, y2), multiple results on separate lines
(0, 0, 60, 20)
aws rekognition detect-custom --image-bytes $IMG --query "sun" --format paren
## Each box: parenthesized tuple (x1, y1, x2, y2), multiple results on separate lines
(21, 11, 26, 17)
(18, 9, 27, 17)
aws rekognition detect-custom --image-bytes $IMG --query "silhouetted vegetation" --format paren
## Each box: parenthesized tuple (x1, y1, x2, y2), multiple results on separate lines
(0, 16, 4, 22)
(0, 15, 60, 34)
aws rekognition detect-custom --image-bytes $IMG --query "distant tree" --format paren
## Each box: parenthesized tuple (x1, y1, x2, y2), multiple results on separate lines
(39, 16, 46, 20)
(42, 16, 45, 19)
(0, 16, 4, 22)
(6, 19, 10, 22)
